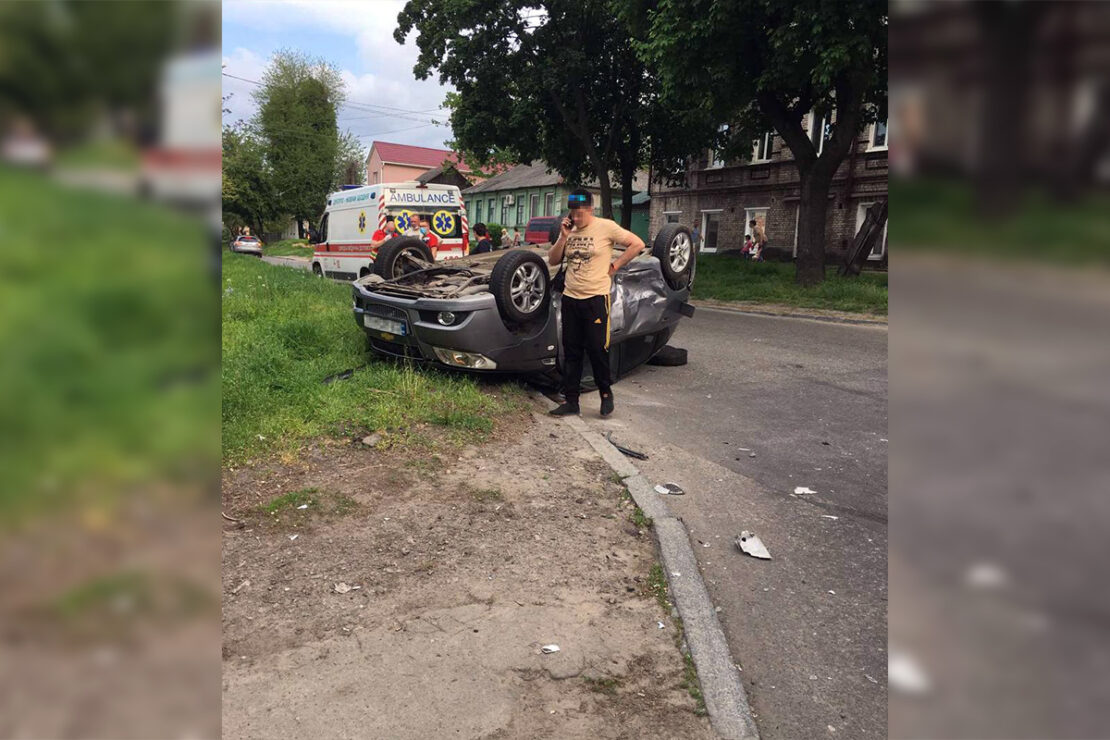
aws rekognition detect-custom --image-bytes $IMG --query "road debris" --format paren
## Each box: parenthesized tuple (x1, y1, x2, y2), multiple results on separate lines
(541, 644, 560, 654)
(653, 483, 685, 495)
(322, 368, 355, 384)
(821, 515, 839, 520)
(288, 534, 299, 541)
(231, 579, 250, 595)
(749, 453, 757, 458)
(296, 504, 309, 510)
(736, 447, 751, 452)
(735, 531, 771, 560)
(965, 561, 1009, 590)
(657, 621, 665, 629)
(888, 649, 931, 695)
(222, 511, 242, 524)
(793, 486, 817, 496)
(334, 582, 361, 594)
(605, 432, 648, 460)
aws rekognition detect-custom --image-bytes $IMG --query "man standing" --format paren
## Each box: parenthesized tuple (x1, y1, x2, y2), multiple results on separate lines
(370, 215, 398, 255)
(406, 213, 439, 258)
(749, 218, 766, 260)
(547, 189, 646, 417)
(470, 223, 493, 254)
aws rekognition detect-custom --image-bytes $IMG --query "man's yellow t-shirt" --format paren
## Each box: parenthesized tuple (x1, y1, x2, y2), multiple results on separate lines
(562, 217, 625, 299)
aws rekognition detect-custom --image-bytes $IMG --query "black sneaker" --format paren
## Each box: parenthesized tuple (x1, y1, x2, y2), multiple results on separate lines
(549, 402, 580, 416)
(600, 393, 614, 417)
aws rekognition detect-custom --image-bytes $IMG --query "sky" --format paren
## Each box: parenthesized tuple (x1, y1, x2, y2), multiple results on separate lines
(221, 0, 455, 154)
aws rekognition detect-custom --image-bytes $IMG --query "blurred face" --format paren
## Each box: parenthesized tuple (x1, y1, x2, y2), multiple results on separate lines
(569, 206, 593, 228)
(385, 220, 396, 232)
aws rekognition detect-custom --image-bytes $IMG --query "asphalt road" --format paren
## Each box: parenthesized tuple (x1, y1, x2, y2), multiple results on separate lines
(581, 307, 888, 739)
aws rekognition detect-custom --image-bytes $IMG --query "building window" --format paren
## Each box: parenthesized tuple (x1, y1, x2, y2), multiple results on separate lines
(808, 111, 833, 156)
(544, 191, 554, 216)
(516, 201, 524, 226)
(855, 201, 888, 260)
(530, 193, 539, 221)
(473, 201, 482, 224)
(663, 211, 681, 224)
(869, 119, 888, 151)
(752, 132, 773, 162)
(700, 210, 722, 252)
(708, 124, 729, 168)
(501, 204, 509, 225)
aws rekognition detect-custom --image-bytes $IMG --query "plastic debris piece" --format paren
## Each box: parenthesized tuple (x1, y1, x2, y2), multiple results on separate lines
(605, 432, 648, 460)
(828, 590, 836, 595)
(888, 650, 930, 695)
(965, 561, 1009, 590)
(821, 515, 839, 520)
(653, 482, 685, 495)
(737, 447, 751, 452)
(865, 675, 878, 684)
(793, 486, 817, 495)
(735, 531, 771, 560)
(334, 582, 361, 594)
(657, 621, 665, 629)
(541, 644, 560, 654)
(231, 579, 250, 595)
(297, 504, 309, 510)
(288, 534, 299, 541)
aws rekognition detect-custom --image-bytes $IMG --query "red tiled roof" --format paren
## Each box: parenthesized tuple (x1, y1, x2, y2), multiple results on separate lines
(370, 141, 470, 172)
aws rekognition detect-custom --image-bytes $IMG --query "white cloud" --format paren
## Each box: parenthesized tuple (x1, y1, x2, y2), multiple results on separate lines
(222, 1, 454, 149)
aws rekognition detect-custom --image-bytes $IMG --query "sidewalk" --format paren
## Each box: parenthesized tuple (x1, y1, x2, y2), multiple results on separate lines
(222, 409, 713, 739)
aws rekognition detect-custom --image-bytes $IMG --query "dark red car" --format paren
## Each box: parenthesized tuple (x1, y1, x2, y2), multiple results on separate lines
(523, 216, 560, 245)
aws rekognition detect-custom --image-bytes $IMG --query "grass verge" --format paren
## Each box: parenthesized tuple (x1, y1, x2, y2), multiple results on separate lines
(262, 238, 313, 257)
(645, 564, 707, 715)
(692, 257, 887, 315)
(222, 254, 526, 465)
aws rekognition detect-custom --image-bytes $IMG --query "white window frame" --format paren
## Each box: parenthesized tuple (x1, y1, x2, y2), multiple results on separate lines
(855, 201, 888, 261)
(808, 111, 834, 156)
(751, 132, 773, 162)
(662, 210, 682, 225)
(700, 209, 723, 253)
(544, 191, 555, 216)
(530, 192, 539, 220)
(868, 119, 888, 152)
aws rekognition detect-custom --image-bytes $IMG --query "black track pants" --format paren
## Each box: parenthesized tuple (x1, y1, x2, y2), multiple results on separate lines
(561, 294, 612, 403)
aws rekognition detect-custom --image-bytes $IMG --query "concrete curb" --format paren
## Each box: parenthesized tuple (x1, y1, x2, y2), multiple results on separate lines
(539, 394, 760, 740)
(692, 300, 887, 327)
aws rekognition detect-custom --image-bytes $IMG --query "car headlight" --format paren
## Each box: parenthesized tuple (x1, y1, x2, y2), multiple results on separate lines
(432, 347, 497, 369)
(437, 311, 456, 326)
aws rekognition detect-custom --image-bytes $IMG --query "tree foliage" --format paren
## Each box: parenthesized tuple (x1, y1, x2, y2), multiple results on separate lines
(633, 0, 887, 285)
(252, 50, 345, 232)
(396, 0, 715, 227)
(222, 123, 281, 237)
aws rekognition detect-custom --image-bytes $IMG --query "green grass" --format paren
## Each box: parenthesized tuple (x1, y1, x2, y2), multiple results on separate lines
(263, 238, 312, 257)
(643, 563, 706, 715)
(221, 254, 525, 465)
(264, 488, 319, 514)
(0, 167, 218, 526)
(892, 176, 1110, 267)
(470, 486, 504, 503)
(55, 138, 140, 171)
(692, 257, 888, 315)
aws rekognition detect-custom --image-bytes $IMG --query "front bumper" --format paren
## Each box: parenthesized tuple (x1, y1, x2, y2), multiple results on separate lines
(351, 284, 558, 374)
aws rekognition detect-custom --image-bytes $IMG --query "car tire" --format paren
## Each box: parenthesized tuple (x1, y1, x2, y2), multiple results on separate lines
(489, 249, 550, 324)
(652, 223, 696, 290)
(373, 237, 434, 280)
(312, 262, 323, 277)
(647, 345, 688, 366)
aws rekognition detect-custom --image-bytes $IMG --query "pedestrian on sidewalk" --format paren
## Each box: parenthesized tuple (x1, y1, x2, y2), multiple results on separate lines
(470, 223, 493, 254)
(547, 188, 646, 418)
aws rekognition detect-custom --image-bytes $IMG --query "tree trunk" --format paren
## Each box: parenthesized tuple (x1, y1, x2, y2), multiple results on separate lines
(795, 168, 833, 287)
(619, 166, 634, 229)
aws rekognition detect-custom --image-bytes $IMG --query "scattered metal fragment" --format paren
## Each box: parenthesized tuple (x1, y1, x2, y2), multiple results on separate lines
(334, 583, 361, 594)
(231, 579, 250, 595)
(296, 504, 309, 510)
(288, 534, 299, 541)
(653, 483, 685, 495)
(605, 432, 648, 460)
(541, 644, 560, 654)
(735, 531, 771, 560)
(793, 486, 817, 495)
(821, 515, 839, 520)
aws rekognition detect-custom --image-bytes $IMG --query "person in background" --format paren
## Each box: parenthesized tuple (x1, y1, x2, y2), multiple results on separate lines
(500, 228, 512, 249)
(511, 227, 523, 247)
(407, 213, 439, 258)
(691, 224, 701, 250)
(741, 233, 754, 258)
(750, 218, 766, 261)
(471, 223, 493, 254)
(369, 215, 398, 255)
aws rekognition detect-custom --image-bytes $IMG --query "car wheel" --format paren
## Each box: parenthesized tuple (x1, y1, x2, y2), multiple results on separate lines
(647, 345, 688, 366)
(652, 223, 696, 290)
(312, 262, 323, 277)
(373, 237, 434, 280)
(489, 249, 550, 324)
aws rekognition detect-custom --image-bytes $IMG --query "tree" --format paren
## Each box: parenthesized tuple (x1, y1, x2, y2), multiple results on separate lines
(334, 130, 366, 189)
(222, 123, 280, 238)
(395, 0, 714, 228)
(634, 0, 887, 286)
(253, 50, 345, 237)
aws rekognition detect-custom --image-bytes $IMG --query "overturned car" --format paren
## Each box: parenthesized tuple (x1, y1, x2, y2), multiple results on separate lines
(351, 223, 696, 387)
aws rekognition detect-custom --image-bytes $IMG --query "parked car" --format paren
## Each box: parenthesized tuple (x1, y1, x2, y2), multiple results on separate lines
(523, 216, 560, 245)
(229, 235, 263, 256)
(351, 223, 697, 388)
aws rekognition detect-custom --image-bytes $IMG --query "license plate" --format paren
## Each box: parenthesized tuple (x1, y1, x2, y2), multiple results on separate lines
(364, 315, 407, 335)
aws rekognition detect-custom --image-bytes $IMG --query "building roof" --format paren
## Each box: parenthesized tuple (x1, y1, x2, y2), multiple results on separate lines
(368, 141, 469, 172)
(613, 191, 652, 207)
(463, 160, 650, 195)
(415, 162, 470, 185)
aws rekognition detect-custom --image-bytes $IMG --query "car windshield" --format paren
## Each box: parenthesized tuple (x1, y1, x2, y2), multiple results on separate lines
(239, 236, 259, 242)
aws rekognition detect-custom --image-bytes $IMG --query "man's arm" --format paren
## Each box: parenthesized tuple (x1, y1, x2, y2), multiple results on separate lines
(608, 228, 646, 274)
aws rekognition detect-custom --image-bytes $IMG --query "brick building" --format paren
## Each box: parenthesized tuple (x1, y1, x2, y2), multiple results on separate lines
(649, 114, 888, 265)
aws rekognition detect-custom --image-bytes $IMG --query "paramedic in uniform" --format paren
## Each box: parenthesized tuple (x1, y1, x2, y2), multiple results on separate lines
(547, 188, 645, 417)
(406, 213, 439, 259)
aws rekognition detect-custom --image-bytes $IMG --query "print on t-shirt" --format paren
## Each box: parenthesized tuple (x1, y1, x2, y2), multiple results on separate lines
(566, 234, 596, 276)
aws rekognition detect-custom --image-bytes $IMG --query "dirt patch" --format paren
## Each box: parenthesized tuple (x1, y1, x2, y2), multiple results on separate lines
(222, 409, 713, 739)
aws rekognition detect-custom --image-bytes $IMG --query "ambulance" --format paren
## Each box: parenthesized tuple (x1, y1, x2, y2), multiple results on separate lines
(310, 182, 469, 280)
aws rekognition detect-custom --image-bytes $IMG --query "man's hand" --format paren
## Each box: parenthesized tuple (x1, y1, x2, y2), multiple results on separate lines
(608, 263, 617, 277)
